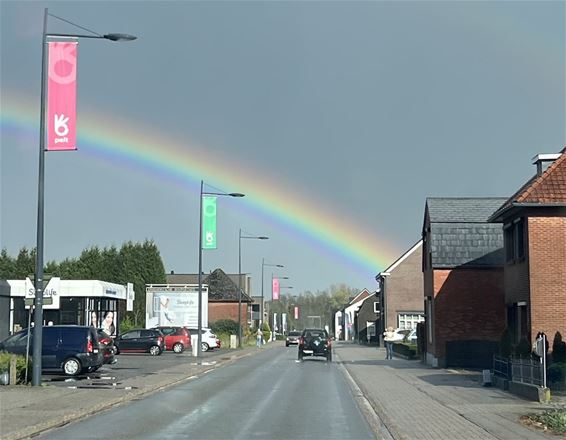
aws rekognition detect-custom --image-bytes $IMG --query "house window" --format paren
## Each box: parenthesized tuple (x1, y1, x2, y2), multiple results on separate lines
(504, 219, 525, 263)
(397, 313, 425, 330)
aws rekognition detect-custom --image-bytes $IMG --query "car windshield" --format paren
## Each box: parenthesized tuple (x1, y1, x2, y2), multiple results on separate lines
(1, 2, 564, 439)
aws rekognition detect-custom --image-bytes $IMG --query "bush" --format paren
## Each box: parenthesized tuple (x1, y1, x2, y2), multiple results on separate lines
(499, 328, 513, 357)
(261, 322, 271, 342)
(0, 351, 30, 385)
(548, 363, 566, 384)
(210, 319, 239, 335)
(525, 408, 566, 435)
(514, 338, 532, 357)
(552, 332, 566, 363)
(393, 342, 417, 359)
(119, 314, 136, 333)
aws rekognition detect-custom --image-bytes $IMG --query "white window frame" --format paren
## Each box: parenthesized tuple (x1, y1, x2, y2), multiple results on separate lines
(397, 312, 425, 330)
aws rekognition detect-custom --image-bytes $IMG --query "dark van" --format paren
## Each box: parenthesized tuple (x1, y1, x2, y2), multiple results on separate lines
(0, 325, 103, 376)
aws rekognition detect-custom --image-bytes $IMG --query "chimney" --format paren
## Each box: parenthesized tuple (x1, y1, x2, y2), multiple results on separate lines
(532, 153, 561, 176)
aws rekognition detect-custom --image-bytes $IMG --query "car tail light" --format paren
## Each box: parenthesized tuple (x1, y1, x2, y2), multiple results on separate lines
(87, 338, 93, 353)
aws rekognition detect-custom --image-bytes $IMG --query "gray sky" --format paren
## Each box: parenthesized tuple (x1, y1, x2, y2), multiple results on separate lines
(1, 0, 565, 297)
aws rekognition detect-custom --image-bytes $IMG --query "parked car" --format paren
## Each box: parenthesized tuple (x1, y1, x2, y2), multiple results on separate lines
(285, 330, 302, 347)
(187, 327, 219, 352)
(114, 329, 164, 356)
(153, 326, 191, 353)
(96, 329, 117, 365)
(0, 325, 103, 376)
(298, 328, 332, 362)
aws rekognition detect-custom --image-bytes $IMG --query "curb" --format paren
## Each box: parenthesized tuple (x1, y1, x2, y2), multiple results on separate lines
(334, 347, 396, 440)
(2, 344, 278, 440)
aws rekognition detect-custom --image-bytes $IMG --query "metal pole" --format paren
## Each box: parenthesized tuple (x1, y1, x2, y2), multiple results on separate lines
(238, 229, 242, 348)
(32, 7, 49, 387)
(197, 180, 203, 358)
(260, 258, 264, 330)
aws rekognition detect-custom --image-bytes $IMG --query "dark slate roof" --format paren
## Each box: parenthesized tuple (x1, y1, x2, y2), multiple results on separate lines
(165, 270, 252, 302)
(490, 148, 566, 222)
(427, 198, 507, 223)
(426, 198, 505, 268)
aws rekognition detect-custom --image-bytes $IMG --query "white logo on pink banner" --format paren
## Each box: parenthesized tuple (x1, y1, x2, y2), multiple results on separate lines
(46, 41, 78, 151)
(272, 278, 280, 300)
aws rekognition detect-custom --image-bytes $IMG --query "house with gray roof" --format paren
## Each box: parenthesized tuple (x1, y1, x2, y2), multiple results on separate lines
(166, 269, 253, 325)
(422, 197, 506, 368)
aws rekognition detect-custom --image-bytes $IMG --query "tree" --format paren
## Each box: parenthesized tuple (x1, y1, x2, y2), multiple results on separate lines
(0, 249, 15, 279)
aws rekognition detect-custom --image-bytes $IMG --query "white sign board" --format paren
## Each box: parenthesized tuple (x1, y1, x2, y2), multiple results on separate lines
(25, 277, 60, 309)
(145, 285, 208, 329)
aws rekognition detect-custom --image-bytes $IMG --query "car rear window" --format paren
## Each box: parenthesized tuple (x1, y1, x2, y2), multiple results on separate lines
(289, 332, 301, 336)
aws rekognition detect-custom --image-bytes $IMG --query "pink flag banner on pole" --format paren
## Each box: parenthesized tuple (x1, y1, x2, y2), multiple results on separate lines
(46, 41, 78, 151)
(272, 278, 280, 300)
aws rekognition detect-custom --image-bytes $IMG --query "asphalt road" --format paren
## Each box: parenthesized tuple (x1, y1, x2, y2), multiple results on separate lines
(39, 345, 375, 439)
(41, 347, 225, 388)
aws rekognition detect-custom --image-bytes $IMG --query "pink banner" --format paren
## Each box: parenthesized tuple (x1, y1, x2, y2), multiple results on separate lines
(272, 278, 280, 300)
(294, 306, 299, 320)
(46, 41, 78, 151)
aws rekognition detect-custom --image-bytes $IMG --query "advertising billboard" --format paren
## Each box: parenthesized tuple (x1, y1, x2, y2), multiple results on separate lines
(145, 285, 208, 329)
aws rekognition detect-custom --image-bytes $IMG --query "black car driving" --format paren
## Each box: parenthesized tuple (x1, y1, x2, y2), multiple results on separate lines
(298, 328, 332, 362)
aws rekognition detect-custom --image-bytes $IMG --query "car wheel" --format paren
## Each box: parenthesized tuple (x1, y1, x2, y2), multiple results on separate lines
(149, 345, 161, 356)
(173, 342, 184, 353)
(63, 357, 81, 376)
(201, 342, 209, 352)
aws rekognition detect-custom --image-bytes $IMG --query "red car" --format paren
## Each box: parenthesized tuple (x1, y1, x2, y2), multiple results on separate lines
(153, 326, 191, 353)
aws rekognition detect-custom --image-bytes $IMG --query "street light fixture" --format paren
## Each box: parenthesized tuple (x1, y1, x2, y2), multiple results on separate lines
(197, 180, 244, 358)
(260, 259, 283, 332)
(32, 8, 136, 387)
(238, 230, 268, 348)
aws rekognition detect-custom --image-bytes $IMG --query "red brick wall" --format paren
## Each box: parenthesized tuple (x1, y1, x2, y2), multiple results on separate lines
(430, 268, 505, 361)
(208, 302, 248, 325)
(528, 217, 566, 345)
(385, 244, 424, 329)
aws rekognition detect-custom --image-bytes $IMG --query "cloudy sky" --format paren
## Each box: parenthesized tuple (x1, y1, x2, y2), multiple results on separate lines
(1, 0, 564, 297)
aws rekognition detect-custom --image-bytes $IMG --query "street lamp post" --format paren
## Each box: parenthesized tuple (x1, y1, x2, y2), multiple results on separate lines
(260, 259, 283, 337)
(197, 181, 244, 358)
(238, 230, 268, 348)
(272, 282, 292, 341)
(32, 8, 135, 386)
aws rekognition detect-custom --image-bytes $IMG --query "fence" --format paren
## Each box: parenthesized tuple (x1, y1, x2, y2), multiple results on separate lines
(493, 355, 545, 387)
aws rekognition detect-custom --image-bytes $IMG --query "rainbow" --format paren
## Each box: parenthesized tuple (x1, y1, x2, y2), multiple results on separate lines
(2, 92, 402, 281)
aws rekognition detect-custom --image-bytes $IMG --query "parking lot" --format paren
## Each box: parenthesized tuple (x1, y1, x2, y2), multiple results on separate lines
(41, 347, 231, 389)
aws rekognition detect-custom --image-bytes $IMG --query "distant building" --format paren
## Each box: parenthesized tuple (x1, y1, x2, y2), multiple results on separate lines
(166, 269, 253, 325)
(355, 292, 379, 345)
(422, 198, 506, 368)
(375, 240, 424, 343)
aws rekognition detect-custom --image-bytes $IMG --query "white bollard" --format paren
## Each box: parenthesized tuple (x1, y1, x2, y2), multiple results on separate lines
(191, 335, 198, 357)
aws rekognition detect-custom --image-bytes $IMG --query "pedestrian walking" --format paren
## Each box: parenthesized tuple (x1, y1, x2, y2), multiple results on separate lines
(383, 326, 395, 360)
(256, 328, 263, 348)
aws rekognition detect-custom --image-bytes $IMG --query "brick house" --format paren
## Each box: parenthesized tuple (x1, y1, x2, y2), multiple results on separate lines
(375, 240, 424, 341)
(355, 292, 379, 345)
(488, 148, 566, 348)
(166, 269, 252, 325)
(422, 198, 506, 368)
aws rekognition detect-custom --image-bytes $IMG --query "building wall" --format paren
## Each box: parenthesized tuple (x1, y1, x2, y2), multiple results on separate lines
(385, 245, 424, 329)
(528, 216, 566, 345)
(429, 268, 505, 366)
(208, 302, 248, 326)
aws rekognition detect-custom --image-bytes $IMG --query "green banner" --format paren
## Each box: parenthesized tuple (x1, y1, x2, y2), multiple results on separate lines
(202, 196, 217, 249)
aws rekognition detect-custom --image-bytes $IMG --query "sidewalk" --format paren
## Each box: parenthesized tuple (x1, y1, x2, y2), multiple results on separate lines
(0, 342, 280, 440)
(335, 343, 562, 440)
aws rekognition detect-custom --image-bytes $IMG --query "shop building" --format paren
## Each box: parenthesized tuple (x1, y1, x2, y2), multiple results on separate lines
(0, 278, 134, 340)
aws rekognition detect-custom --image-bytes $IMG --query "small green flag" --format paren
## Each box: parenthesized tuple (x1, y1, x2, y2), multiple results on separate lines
(202, 196, 217, 249)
